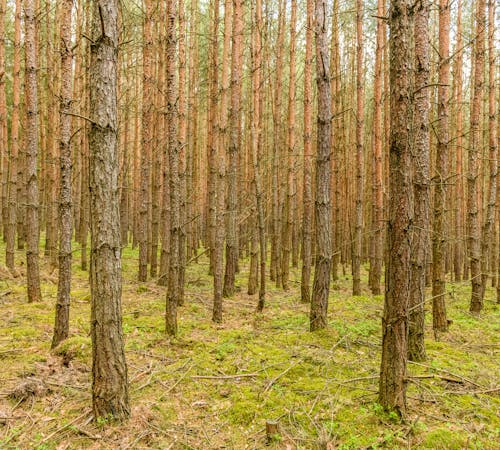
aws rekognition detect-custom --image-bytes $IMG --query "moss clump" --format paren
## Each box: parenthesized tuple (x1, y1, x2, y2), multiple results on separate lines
(422, 428, 467, 449)
(53, 335, 91, 363)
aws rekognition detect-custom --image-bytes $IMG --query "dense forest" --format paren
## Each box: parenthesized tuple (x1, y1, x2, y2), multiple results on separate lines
(0, 0, 499, 448)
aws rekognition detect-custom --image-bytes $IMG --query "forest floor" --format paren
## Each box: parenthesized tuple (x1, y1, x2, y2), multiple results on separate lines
(0, 242, 499, 449)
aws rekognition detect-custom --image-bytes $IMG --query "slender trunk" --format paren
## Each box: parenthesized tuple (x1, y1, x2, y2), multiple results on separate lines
(6, 0, 21, 270)
(166, 0, 180, 336)
(52, 0, 74, 348)
(310, 0, 332, 331)
(479, 0, 497, 301)
(25, 0, 42, 303)
(408, 0, 430, 362)
(368, 0, 384, 295)
(352, 0, 364, 296)
(468, 0, 486, 314)
(223, 0, 243, 297)
(300, 0, 313, 304)
(281, 0, 297, 291)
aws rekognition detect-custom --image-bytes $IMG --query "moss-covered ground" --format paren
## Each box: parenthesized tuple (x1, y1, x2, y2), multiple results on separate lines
(0, 242, 499, 449)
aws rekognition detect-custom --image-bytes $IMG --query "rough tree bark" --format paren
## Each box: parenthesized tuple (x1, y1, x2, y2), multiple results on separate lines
(24, 0, 42, 303)
(300, 0, 313, 304)
(408, 0, 430, 362)
(89, 0, 130, 420)
(468, 0, 486, 314)
(379, 0, 413, 417)
(52, 0, 74, 348)
(309, 0, 332, 331)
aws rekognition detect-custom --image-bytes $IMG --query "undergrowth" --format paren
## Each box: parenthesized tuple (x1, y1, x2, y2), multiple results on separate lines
(0, 241, 499, 449)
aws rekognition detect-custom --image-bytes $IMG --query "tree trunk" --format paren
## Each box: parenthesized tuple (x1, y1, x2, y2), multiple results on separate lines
(310, 0, 332, 332)
(165, 0, 180, 336)
(468, 0, 486, 314)
(368, 0, 384, 295)
(379, 0, 413, 417)
(89, 0, 129, 421)
(408, 0, 430, 362)
(6, 0, 21, 270)
(52, 0, 74, 348)
(352, 0, 364, 296)
(300, 0, 313, 304)
(223, 0, 243, 298)
(479, 0, 497, 301)
(24, 0, 42, 303)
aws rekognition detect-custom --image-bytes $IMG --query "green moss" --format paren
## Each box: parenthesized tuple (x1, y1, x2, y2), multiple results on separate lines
(53, 335, 91, 362)
(422, 428, 467, 449)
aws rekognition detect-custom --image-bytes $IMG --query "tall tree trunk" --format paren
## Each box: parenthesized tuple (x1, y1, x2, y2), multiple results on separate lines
(223, 0, 243, 297)
(205, 0, 219, 277)
(310, 0, 332, 331)
(408, 0, 430, 362)
(281, 0, 297, 291)
(52, 0, 74, 348)
(468, 0, 486, 314)
(479, 0, 497, 301)
(300, 0, 313, 304)
(89, 0, 129, 421)
(271, 0, 285, 288)
(452, 0, 464, 282)
(6, 0, 22, 270)
(0, 0, 6, 241)
(368, 0, 384, 295)
(25, 0, 42, 303)
(379, 0, 413, 417)
(432, 0, 451, 334)
(166, 0, 180, 336)
(139, 0, 153, 282)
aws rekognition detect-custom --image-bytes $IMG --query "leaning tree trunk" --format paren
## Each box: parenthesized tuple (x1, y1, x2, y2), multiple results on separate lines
(24, 0, 42, 303)
(379, 0, 413, 417)
(408, 0, 430, 362)
(52, 0, 74, 348)
(310, 0, 332, 331)
(88, 0, 129, 421)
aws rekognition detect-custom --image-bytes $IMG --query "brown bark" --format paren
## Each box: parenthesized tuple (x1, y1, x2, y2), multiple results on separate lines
(432, 0, 451, 333)
(25, 0, 42, 303)
(309, 0, 332, 332)
(352, 0, 364, 296)
(281, 0, 297, 291)
(89, 0, 129, 421)
(0, 0, 5, 239)
(468, 0, 486, 314)
(6, 0, 21, 270)
(300, 0, 313, 304)
(379, 0, 413, 417)
(205, 0, 219, 277)
(139, 0, 153, 282)
(479, 0, 497, 301)
(271, 0, 285, 288)
(165, 0, 180, 336)
(408, 0, 430, 362)
(223, 0, 243, 297)
(52, 0, 74, 348)
(368, 0, 384, 295)
(452, 0, 464, 282)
